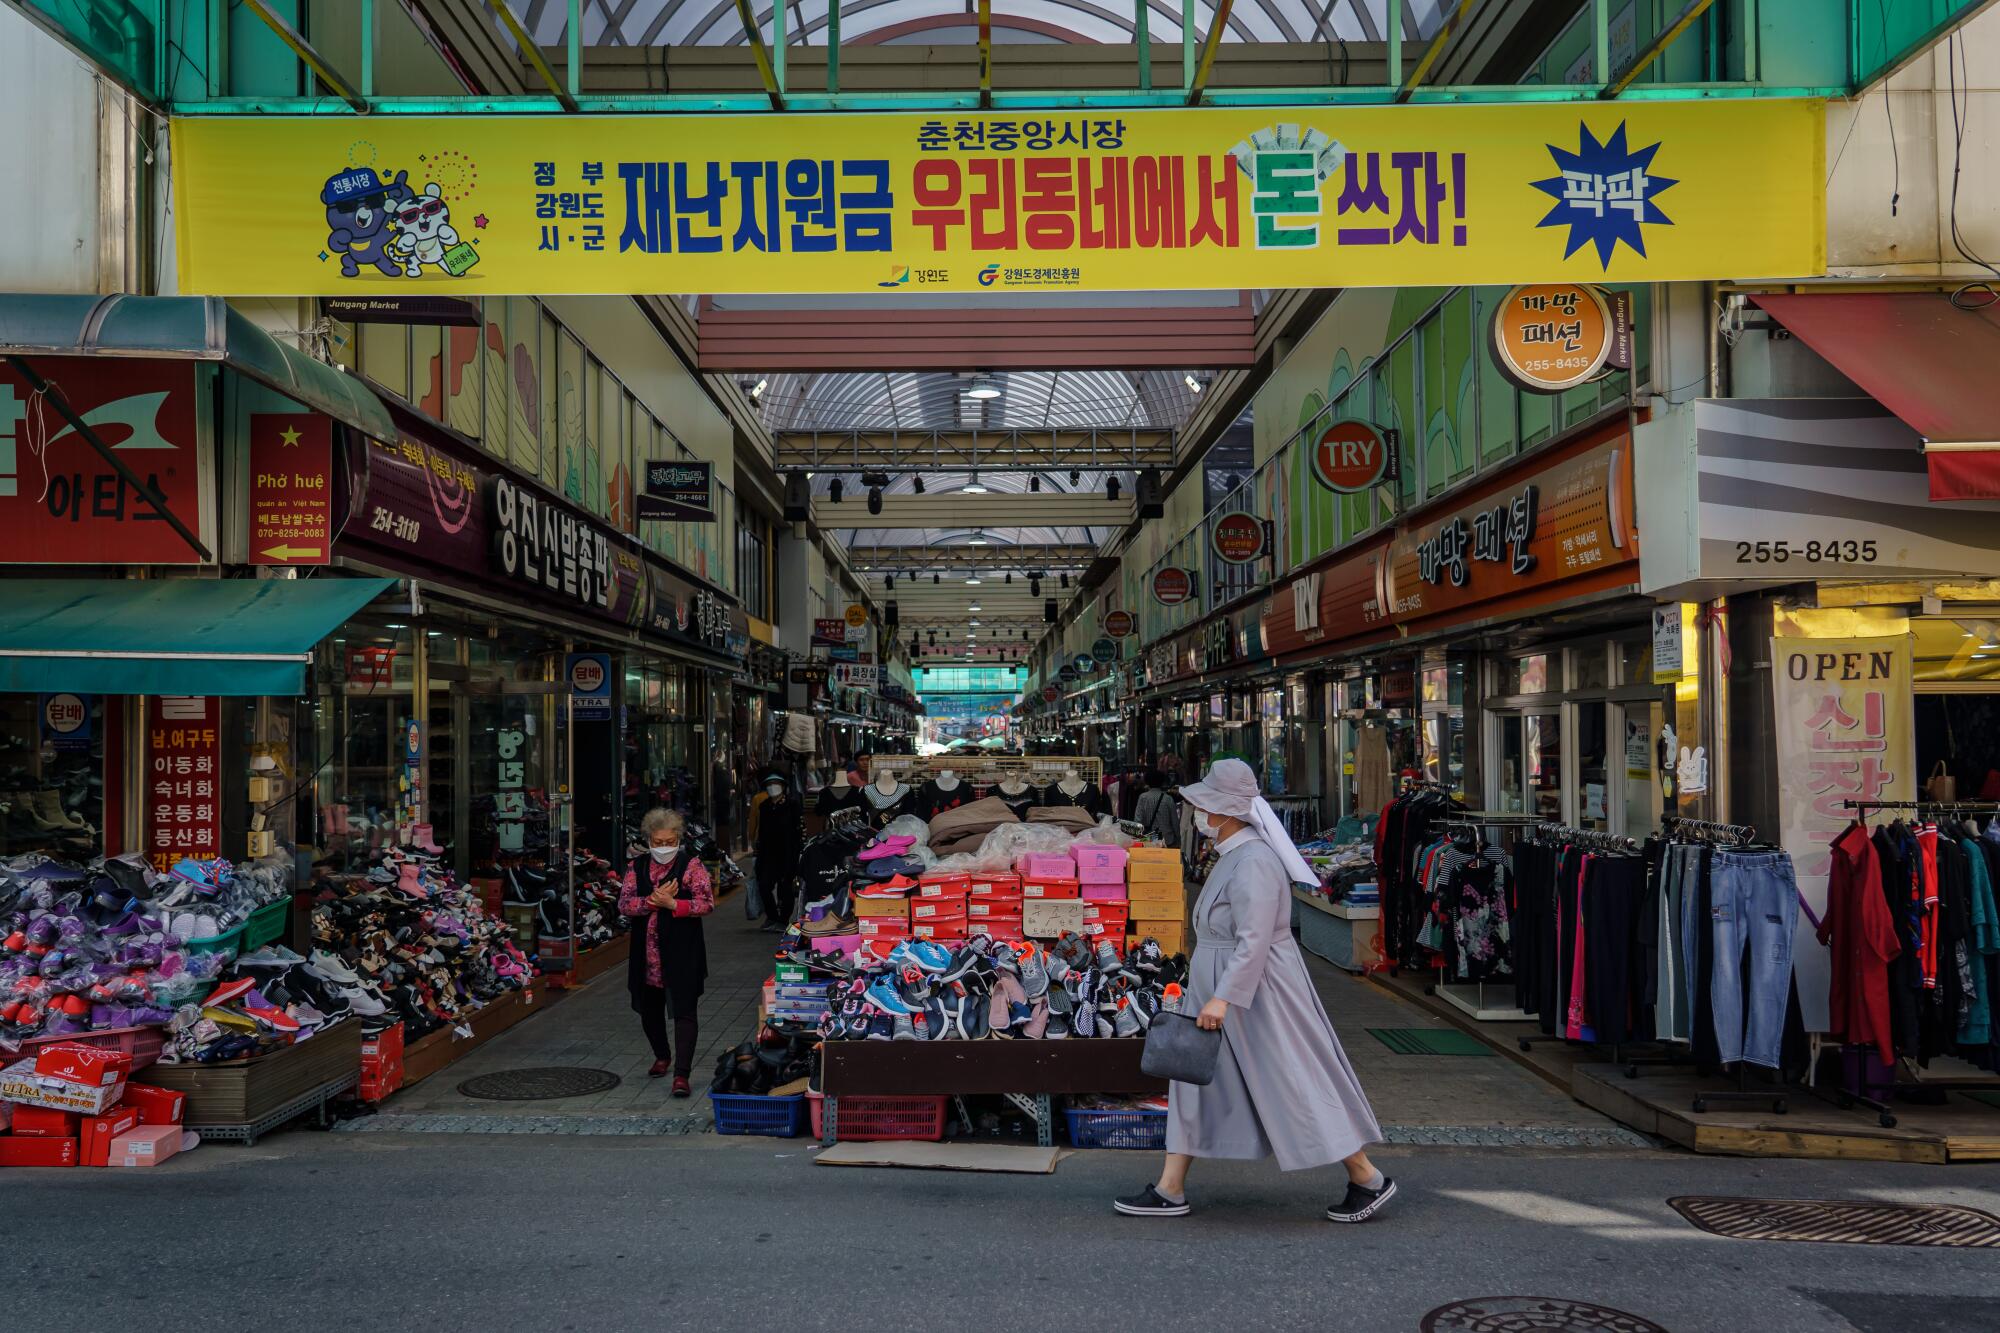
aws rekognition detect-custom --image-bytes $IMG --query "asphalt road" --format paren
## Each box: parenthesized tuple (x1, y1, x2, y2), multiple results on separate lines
(8, 1133, 1999, 1332)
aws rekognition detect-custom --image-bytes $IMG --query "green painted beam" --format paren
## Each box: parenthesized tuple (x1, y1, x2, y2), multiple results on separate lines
(1136, 0, 1151, 91)
(567, 0, 580, 99)
(1603, 0, 1716, 98)
(484, 0, 580, 112)
(827, 0, 840, 93)
(1186, 0, 1233, 105)
(240, 0, 367, 112)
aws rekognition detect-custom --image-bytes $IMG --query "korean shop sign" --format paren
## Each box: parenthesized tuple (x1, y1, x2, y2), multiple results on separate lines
(145, 696, 221, 874)
(0, 357, 210, 565)
(637, 460, 715, 523)
(1211, 513, 1268, 563)
(1153, 567, 1193, 606)
(1489, 283, 1619, 392)
(170, 102, 1824, 297)
(1310, 420, 1396, 493)
(489, 474, 615, 610)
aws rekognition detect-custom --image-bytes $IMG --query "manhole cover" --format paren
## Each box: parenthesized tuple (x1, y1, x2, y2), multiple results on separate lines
(457, 1067, 622, 1101)
(1420, 1297, 1667, 1332)
(1669, 1197, 2000, 1248)
(1368, 1027, 1494, 1056)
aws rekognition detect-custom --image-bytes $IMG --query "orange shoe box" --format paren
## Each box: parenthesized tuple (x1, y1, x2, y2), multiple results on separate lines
(968, 873, 1020, 897)
(854, 897, 910, 920)
(1021, 878, 1080, 900)
(911, 896, 968, 919)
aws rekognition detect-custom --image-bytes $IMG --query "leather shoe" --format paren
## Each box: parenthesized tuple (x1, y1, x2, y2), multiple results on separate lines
(648, 1059, 670, 1078)
(671, 1075, 692, 1098)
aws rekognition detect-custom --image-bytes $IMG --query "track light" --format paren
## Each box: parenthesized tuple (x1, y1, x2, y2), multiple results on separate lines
(1068, 469, 1080, 485)
(1031, 578, 1041, 597)
(1060, 572, 1069, 589)
(933, 573, 940, 585)
(884, 574, 893, 590)
(1106, 477, 1121, 502)
(913, 476, 925, 495)
(963, 472, 988, 494)
(1029, 475, 1041, 493)
(829, 479, 843, 503)
(867, 486, 883, 515)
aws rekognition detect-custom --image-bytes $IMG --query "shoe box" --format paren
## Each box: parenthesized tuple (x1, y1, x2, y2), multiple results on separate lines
(1073, 845, 1128, 885)
(967, 873, 1020, 899)
(1129, 926, 1188, 953)
(1016, 853, 1076, 880)
(1081, 902, 1129, 933)
(0, 1059, 126, 1117)
(856, 917, 913, 942)
(34, 1042, 132, 1089)
(966, 898, 1023, 921)
(359, 1023, 406, 1103)
(501, 903, 539, 948)
(11, 1106, 79, 1137)
(910, 917, 967, 941)
(854, 896, 910, 920)
(916, 873, 970, 900)
(909, 898, 967, 924)
(1020, 877, 1080, 900)
(1126, 848, 1183, 883)
(80, 1107, 143, 1168)
(106, 1124, 183, 1168)
(1127, 877, 1188, 905)
(1081, 883, 1127, 903)
(0, 1135, 78, 1168)
(120, 1082, 186, 1128)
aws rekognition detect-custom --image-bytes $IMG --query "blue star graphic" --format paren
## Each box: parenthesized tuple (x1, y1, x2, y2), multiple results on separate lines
(1530, 121, 1677, 268)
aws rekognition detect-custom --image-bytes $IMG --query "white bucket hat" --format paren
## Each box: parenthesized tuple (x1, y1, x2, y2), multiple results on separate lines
(1180, 757, 1317, 887)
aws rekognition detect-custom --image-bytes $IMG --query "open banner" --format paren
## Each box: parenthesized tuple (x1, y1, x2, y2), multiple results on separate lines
(171, 100, 1824, 296)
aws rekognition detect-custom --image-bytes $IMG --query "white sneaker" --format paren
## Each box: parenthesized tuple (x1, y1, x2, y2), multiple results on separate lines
(309, 950, 363, 985)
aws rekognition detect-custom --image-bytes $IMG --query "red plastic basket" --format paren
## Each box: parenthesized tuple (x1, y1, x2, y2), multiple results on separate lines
(15, 1025, 167, 1073)
(809, 1091, 948, 1142)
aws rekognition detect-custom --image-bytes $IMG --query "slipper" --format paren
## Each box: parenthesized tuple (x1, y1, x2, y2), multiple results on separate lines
(204, 976, 257, 1008)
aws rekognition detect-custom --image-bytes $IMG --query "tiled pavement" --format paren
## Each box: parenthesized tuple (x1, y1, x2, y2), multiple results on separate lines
(367, 880, 1628, 1140)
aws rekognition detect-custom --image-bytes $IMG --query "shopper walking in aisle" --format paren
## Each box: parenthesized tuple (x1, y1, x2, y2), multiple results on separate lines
(1115, 758, 1392, 1224)
(1134, 770, 1181, 849)
(620, 808, 713, 1098)
(753, 771, 804, 933)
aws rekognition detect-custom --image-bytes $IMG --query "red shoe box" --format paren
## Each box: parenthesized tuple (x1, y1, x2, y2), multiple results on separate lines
(917, 873, 971, 897)
(910, 898, 968, 922)
(1081, 918, 1127, 938)
(977, 918, 1024, 939)
(11, 1106, 80, 1138)
(0, 1136, 78, 1168)
(81, 1107, 143, 1167)
(1021, 878, 1080, 900)
(967, 873, 1020, 898)
(911, 914, 968, 940)
(966, 899, 1022, 920)
(1081, 903, 1130, 926)
(120, 1083, 186, 1128)
(857, 917, 913, 940)
(33, 1043, 131, 1088)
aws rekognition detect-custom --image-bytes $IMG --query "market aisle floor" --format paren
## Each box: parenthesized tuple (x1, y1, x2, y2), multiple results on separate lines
(15, 1134, 2000, 1333)
(376, 880, 1614, 1135)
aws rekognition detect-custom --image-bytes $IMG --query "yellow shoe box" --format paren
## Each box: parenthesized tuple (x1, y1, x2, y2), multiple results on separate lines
(853, 897, 909, 920)
(1127, 878, 1187, 904)
(1126, 848, 1182, 883)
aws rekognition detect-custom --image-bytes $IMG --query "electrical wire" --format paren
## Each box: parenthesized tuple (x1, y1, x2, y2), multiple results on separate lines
(1947, 32, 2000, 310)
(1876, 0, 1899, 217)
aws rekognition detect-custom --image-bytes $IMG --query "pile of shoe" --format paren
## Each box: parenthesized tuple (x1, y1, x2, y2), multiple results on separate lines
(147, 857, 292, 944)
(709, 1021, 817, 1094)
(309, 852, 535, 1043)
(502, 853, 621, 956)
(808, 932, 1186, 1042)
(0, 783, 98, 856)
(0, 854, 237, 1045)
(158, 961, 354, 1063)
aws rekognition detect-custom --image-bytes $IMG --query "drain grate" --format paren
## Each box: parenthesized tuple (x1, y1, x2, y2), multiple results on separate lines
(337, 1112, 708, 1135)
(1368, 1027, 1494, 1056)
(1382, 1124, 1653, 1149)
(1669, 1197, 2000, 1248)
(1420, 1297, 1668, 1332)
(456, 1067, 622, 1102)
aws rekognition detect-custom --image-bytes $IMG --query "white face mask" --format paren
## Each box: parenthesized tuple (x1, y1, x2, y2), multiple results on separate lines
(766, 784, 784, 799)
(1194, 812, 1219, 839)
(649, 845, 676, 862)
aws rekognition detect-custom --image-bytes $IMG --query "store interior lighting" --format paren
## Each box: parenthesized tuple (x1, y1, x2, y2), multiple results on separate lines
(963, 472, 988, 494)
(829, 479, 843, 503)
(965, 374, 1002, 400)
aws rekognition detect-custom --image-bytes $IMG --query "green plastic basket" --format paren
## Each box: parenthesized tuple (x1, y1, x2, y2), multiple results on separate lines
(183, 922, 245, 958)
(240, 898, 290, 952)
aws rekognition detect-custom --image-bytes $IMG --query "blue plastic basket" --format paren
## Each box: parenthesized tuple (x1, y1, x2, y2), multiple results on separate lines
(1064, 1106, 1168, 1150)
(708, 1091, 809, 1138)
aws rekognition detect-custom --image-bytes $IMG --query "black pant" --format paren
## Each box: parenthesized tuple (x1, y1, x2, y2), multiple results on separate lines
(764, 873, 798, 926)
(635, 985, 698, 1077)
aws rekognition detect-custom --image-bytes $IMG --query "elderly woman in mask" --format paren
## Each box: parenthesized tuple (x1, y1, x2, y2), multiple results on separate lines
(1115, 758, 1393, 1224)
(620, 807, 713, 1098)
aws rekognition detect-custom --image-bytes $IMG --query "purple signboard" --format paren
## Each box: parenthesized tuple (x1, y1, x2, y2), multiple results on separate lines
(340, 427, 733, 659)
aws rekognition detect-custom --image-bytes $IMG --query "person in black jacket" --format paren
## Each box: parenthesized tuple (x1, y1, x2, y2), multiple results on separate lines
(753, 771, 805, 933)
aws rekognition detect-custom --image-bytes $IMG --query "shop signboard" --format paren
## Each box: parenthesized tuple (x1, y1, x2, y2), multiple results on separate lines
(1042, 685, 1060, 703)
(1073, 653, 1095, 675)
(322, 295, 480, 326)
(247, 412, 333, 565)
(1771, 633, 1915, 1034)
(1059, 664, 1078, 684)
(565, 652, 614, 721)
(39, 693, 92, 753)
(1153, 567, 1193, 606)
(1211, 513, 1268, 563)
(811, 618, 850, 648)
(1638, 399, 2000, 599)
(636, 460, 715, 523)
(0, 357, 210, 565)
(174, 102, 1824, 296)
(1103, 609, 1135, 638)
(1651, 605, 1684, 684)
(1488, 283, 1618, 392)
(791, 664, 830, 688)
(1092, 637, 1118, 664)
(844, 604, 869, 630)
(144, 696, 220, 874)
(1385, 434, 1635, 630)
(825, 644, 859, 663)
(832, 662, 878, 690)
(1309, 420, 1396, 493)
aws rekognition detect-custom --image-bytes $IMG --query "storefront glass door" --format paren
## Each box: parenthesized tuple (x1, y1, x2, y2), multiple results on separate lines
(1497, 712, 1563, 819)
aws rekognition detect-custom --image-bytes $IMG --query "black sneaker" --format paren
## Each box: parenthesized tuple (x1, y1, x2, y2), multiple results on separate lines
(1114, 1185, 1190, 1218)
(1325, 1177, 1397, 1223)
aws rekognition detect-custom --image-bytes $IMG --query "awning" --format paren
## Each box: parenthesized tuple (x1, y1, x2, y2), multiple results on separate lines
(0, 577, 394, 697)
(1749, 292, 2000, 501)
(0, 294, 397, 442)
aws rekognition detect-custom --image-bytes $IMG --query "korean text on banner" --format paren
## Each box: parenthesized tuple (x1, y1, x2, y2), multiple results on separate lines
(171, 102, 1824, 297)
(146, 696, 222, 874)
(1770, 635, 1915, 1034)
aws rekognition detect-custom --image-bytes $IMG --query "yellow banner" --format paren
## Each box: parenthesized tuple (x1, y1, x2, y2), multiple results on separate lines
(172, 101, 1824, 296)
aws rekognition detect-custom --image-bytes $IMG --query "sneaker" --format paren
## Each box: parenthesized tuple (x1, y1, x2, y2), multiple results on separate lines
(1016, 945, 1051, 999)
(1072, 970, 1099, 1038)
(864, 977, 917, 1016)
(891, 1013, 919, 1041)
(1092, 939, 1125, 975)
(1114, 1184, 1190, 1218)
(1325, 1177, 1398, 1224)
(1111, 996, 1144, 1037)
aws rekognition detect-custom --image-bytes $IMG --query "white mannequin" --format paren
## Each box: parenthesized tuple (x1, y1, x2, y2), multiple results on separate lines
(831, 770, 852, 791)
(997, 772, 1029, 795)
(875, 768, 902, 795)
(1057, 766, 1086, 798)
(935, 769, 960, 792)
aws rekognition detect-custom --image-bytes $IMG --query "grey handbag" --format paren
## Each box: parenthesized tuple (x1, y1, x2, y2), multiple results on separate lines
(1140, 1010, 1222, 1086)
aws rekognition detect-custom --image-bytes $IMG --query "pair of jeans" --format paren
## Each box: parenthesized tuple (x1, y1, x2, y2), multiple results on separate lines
(1709, 849, 1799, 1069)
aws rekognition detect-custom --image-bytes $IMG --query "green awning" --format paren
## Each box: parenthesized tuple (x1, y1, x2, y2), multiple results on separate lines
(0, 577, 394, 697)
(0, 294, 396, 441)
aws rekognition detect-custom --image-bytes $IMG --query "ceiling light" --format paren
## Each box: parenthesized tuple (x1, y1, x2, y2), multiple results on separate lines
(965, 374, 1002, 400)
(966, 576, 982, 585)
(963, 473, 988, 494)
(969, 531, 988, 545)
(867, 486, 883, 515)
(970, 619, 981, 627)
(1185, 373, 1207, 394)
(967, 603, 981, 611)
(1068, 469, 1080, 485)
(829, 479, 843, 503)
(751, 378, 767, 398)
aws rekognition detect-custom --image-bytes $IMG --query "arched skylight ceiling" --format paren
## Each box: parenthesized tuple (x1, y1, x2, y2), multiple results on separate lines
(508, 0, 1449, 47)
(819, 468, 1123, 548)
(756, 369, 1200, 431)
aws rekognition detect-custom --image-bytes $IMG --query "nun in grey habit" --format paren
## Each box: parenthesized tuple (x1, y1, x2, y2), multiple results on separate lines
(1115, 758, 1395, 1224)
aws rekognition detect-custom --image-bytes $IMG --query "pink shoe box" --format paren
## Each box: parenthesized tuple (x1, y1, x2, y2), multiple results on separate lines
(107, 1124, 183, 1168)
(1081, 884, 1129, 903)
(1015, 853, 1076, 880)
(813, 934, 864, 960)
(1072, 845, 1129, 879)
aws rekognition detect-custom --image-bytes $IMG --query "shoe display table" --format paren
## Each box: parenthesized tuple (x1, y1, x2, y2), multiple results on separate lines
(1291, 887, 1380, 974)
(400, 981, 546, 1089)
(140, 1020, 364, 1144)
(819, 1039, 1165, 1147)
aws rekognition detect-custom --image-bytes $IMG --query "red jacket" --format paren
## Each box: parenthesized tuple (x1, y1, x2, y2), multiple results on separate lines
(1819, 823, 1901, 1064)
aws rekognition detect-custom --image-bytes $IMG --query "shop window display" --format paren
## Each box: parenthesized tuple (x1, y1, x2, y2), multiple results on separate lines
(313, 622, 418, 870)
(1421, 662, 1467, 802)
(626, 663, 704, 828)
(0, 693, 106, 859)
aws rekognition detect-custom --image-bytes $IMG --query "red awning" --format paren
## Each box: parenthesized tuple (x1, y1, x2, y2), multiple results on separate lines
(1749, 292, 2000, 501)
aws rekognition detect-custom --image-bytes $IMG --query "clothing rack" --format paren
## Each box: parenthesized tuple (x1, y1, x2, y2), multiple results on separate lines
(1659, 816, 1758, 844)
(1534, 822, 1643, 854)
(1843, 799, 2000, 818)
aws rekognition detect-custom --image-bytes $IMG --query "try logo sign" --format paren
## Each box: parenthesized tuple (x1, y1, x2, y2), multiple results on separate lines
(0, 358, 206, 564)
